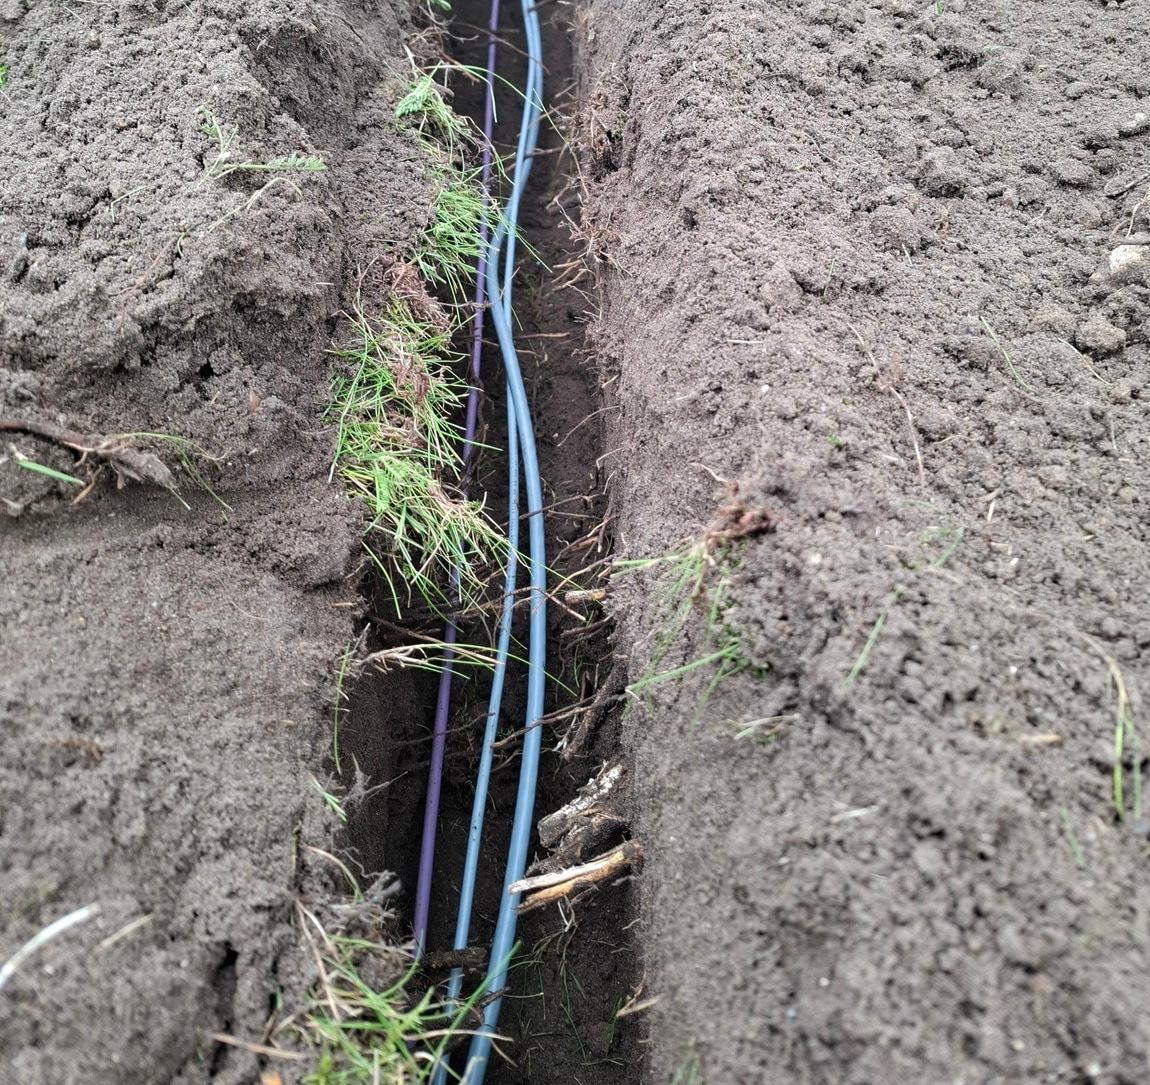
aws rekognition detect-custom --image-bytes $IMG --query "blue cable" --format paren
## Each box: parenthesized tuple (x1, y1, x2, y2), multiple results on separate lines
(455, 4, 547, 1080)
(439, 397, 519, 997)
(428, 3, 546, 1080)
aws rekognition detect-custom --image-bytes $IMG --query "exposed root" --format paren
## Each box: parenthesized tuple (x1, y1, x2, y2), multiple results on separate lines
(510, 841, 642, 916)
(0, 418, 175, 489)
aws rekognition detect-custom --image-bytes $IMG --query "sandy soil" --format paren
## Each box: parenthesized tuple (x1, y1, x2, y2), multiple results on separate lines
(575, 0, 1150, 1082)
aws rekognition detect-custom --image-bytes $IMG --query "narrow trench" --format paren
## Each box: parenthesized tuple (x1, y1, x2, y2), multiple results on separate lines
(333, 4, 642, 1083)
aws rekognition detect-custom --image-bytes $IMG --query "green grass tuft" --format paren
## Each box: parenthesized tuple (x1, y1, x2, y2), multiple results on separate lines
(396, 69, 474, 161)
(293, 909, 488, 1085)
(10, 455, 84, 486)
(327, 300, 503, 616)
(620, 534, 765, 728)
(196, 105, 326, 186)
(310, 776, 348, 823)
(412, 173, 487, 304)
(979, 316, 1036, 394)
(671, 1048, 701, 1085)
(1105, 658, 1142, 823)
(840, 585, 905, 692)
(324, 63, 514, 618)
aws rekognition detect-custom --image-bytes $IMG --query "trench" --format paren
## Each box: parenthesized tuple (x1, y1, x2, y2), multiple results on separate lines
(331, 5, 642, 1083)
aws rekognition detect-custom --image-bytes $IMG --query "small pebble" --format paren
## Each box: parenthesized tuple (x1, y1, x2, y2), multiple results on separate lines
(1050, 156, 1094, 187)
(1118, 111, 1150, 138)
(912, 842, 947, 880)
(1107, 244, 1150, 288)
(1064, 81, 1091, 100)
(1075, 315, 1126, 356)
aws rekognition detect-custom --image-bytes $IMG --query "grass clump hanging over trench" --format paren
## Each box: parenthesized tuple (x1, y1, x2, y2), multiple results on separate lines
(302, 62, 500, 1083)
(328, 64, 501, 617)
(291, 896, 488, 1085)
(327, 294, 499, 617)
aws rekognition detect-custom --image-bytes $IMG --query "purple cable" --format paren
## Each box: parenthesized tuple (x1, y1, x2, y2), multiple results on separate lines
(412, 4, 501, 959)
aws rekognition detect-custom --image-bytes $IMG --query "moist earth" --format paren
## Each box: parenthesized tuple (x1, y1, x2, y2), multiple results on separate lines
(1, 1, 437, 1081)
(3, 0, 1150, 1084)
(575, 1, 1150, 1083)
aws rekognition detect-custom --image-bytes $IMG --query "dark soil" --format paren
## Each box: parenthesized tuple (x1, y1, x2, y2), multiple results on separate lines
(575, 1, 1150, 1083)
(0, 0, 440, 1081)
(5, 0, 1150, 1083)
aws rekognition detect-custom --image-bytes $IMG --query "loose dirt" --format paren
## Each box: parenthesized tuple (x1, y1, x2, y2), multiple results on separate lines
(4, 0, 1150, 1083)
(576, 0, 1150, 1082)
(0, 1, 433, 1081)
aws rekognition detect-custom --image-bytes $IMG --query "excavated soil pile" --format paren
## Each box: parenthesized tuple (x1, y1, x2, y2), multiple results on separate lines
(0, 1, 437, 1081)
(576, 0, 1150, 1082)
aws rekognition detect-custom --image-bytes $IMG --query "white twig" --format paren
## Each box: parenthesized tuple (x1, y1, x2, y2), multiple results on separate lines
(94, 913, 153, 954)
(509, 848, 624, 896)
(0, 904, 100, 992)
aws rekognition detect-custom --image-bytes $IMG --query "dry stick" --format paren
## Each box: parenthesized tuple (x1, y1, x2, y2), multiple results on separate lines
(295, 901, 343, 1024)
(554, 515, 617, 564)
(1104, 171, 1150, 198)
(302, 845, 362, 899)
(489, 687, 627, 752)
(509, 841, 642, 915)
(556, 403, 621, 448)
(538, 761, 625, 848)
(210, 1034, 307, 1062)
(560, 616, 612, 641)
(93, 913, 153, 954)
(615, 995, 660, 1019)
(846, 323, 926, 488)
(112, 247, 167, 330)
(565, 588, 606, 606)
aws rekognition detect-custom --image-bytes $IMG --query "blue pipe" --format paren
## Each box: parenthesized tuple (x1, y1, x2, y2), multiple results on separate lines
(442, 398, 519, 995)
(431, 3, 546, 1081)
(458, 5, 547, 1078)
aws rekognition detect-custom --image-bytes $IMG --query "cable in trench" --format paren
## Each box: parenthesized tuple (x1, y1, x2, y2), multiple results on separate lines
(410, 0, 503, 961)
(411, 1, 547, 1082)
